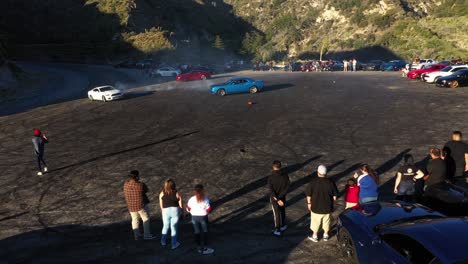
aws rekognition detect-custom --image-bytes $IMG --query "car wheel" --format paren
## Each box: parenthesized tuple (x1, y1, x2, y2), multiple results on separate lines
(88, 95, 94, 101)
(249, 86, 258, 94)
(434, 76, 440, 83)
(102, 96, 107, 102)
(217, 89, 226, 96)
(451, 81, 459, 88)
(337, 228, 359, 264)
(201, 75, 207, 80)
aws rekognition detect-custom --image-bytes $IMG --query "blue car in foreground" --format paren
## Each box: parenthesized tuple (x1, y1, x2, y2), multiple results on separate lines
(337, 201, 468, 264)
(210, 77, 264, 96)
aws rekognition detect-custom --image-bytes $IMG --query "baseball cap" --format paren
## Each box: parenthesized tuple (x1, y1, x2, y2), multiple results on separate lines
(33, 129, 41, 136)
(317, 165, 327, 176)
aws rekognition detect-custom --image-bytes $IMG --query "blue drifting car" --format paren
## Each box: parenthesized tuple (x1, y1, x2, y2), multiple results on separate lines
(210, 77, 264, 96)
(337, 201, 468, 264)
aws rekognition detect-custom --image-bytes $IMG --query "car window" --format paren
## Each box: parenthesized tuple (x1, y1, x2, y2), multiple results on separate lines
(380, 233, 438, 264)
(99, 87, 113, 92)
(441, 66, 452, 72)
(93, 89, 98, 92)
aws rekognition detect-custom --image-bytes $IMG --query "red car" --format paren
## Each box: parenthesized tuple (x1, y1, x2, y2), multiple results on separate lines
(407, 64, 448, 79)
(176, 70, 211, 81)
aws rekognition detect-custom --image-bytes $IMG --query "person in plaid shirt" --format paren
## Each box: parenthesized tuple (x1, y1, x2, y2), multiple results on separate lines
(123, 170, 155, 240)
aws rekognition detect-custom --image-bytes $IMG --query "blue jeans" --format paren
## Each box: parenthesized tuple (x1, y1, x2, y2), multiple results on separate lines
(360, 197, 378, 204)
(161, 207, 180, 247)
(192, 215, 208, 249)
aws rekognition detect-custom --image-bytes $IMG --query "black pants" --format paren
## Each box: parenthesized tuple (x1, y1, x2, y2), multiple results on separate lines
(270, 196, 286, 230)
(413, 179, 425, 203)
(36, 153, 47, 171)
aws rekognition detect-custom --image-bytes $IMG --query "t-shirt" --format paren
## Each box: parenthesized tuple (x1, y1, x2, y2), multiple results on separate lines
(345, 185, 360, 203)
(305, 177, 338, 214)
(444, 140, 468, 169)
(187, 196, 211, 216)
(268, 169, 290, 199)
(398, 165, 419, 182)
(357, 174, 379, 199)
(426, 158, 446, 186)
(32, 136, 47, 155)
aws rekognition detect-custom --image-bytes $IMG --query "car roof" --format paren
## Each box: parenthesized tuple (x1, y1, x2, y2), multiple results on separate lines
(383, 218, 468, 263)
(94, 85, 114, 89)
(230, 77, 254, 81)
(343, 202, 444, 230)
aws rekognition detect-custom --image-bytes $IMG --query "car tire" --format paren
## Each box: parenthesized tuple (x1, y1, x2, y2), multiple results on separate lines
(217, 89, 226, 97)
(201, 75, 207, 80)
(451, 81, 459, 88)
(249, 86, 258, 94)
(102, 96, 107, 102)
(88, 95, 94, 101)
(337, 228, 359, 264)
(434, 76, 440, 83)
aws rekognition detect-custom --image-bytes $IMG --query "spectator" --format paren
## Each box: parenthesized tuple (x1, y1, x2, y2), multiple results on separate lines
(443, 131, 468, 183)
(344, 178, 359, 209)
(394, 154, 424, 202)
(306, 165, 338, 242)
(268, 160, 290, 236)
(425, 148, 447, 189)
(343, 60, 348, 72)
(159, 179, 183, 249)
(352, 58, 357, 72)
(123, 170, 155, 240)
(32, 129, 48, 176)
(353, 164, 379, 203)
(187, 184, 214, 255)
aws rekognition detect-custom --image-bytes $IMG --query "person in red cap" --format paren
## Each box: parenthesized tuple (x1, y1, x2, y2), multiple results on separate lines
(32, 129, 48, 175)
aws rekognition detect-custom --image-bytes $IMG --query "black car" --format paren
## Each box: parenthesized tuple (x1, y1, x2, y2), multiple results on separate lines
(436, 69, 468, 88)
(380, 60, 406, 71)
(422, 179, 468, 216)
(363, 60, 385, 71)
(114, 60, 137, 68)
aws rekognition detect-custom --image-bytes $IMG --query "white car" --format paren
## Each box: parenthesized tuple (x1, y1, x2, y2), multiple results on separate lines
(406, 59, 437, 70)
(422, 65, 468, 83)
(151, 67, 181, 77)
(87, 86, 124, 102)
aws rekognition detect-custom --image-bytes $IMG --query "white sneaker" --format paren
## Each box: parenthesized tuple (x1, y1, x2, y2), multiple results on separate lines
(202, 248, 214, 255)
(273, 230, 281, 236)
(37, 172, 43, 176)
(280, 225, 288, 232)
(308, 236, 319, 242)
(43, 167, 48, 172)
(323, 235, 329, 241)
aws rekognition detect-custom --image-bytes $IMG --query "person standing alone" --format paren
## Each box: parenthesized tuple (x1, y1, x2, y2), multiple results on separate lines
(32, 129, 48, 176)
(306, 165, 338, 242)
(123, 170, 155, 241)
(268, 160, 290, 236)
(443, 131, 468, 183)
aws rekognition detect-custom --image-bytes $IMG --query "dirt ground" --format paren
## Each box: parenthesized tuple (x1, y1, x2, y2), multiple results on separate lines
(1, 70, 468, 264)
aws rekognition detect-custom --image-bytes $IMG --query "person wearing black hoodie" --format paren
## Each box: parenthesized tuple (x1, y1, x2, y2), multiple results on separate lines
(268, 160, 290, 236)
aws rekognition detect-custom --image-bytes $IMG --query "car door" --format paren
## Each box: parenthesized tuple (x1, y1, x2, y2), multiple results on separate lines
(459, 72, 468, 86)
(91, 88, 99, 99)
(379, 233, 439, 264)
(231, 80, 245, 93)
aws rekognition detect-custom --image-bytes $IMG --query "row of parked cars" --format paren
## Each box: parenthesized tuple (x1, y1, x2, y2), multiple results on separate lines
(402, 59, 468, 88)
(282, 60, 411, 72)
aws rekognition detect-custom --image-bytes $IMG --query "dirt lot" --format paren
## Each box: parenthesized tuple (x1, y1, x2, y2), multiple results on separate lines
(1, 70, 468, 264)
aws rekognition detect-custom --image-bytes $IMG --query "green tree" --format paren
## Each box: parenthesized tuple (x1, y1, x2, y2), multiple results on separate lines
(213, 35, 225, 50)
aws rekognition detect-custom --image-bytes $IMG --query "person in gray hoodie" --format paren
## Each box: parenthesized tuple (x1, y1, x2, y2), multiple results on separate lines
(32, 129, 48, 175)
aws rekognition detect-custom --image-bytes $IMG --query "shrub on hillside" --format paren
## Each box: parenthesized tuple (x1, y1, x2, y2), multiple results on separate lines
(123, 27, 173, 54)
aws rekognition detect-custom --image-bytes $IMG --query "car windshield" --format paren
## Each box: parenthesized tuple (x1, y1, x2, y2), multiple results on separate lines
(99, 87, 113, 92)
(440, 66, 452, 72)
(374, 215, 444, 232)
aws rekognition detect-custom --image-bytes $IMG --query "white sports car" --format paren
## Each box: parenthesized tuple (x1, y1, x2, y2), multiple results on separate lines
(151, 67, 181, 77)
(422, 65, 468, 83)
(87, 86, 124, 102)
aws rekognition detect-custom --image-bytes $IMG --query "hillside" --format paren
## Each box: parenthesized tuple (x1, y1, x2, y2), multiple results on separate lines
(229, 0, 468, 61)
(0, 0, 466, 63)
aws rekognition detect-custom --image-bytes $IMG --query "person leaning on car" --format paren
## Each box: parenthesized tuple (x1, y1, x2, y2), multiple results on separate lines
(443, 131, 468, 183)
(423, 148, 447, 191)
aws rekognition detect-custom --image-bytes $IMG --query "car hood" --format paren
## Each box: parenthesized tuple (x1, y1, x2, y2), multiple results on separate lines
(103, 89, 122, 94)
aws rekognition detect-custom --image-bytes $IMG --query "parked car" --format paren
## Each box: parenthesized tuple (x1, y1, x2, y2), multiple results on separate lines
(210, 77, 264, 96)
(87, 86, 124, 102)
(363, 60, 385, 71)
(380, 60, 406, 71)
(422, 65, 468, 83)
(337, 201, 468, 264)
(407, 59, 437, 70)
(136, 59, 153, 69)
(192, 66, 216, 74)
(176, 70, 211, 81)
(407, 64, 448, 79)
(301, 61, 316, 72)
(436, 69, 468, 88)
(114, 60, 136, 68)
(151, 67, 181, 77)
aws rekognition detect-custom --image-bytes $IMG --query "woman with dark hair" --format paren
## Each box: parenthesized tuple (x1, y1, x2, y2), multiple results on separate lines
(159, 179, 183, 249)
(353, 164, 379, 203)
(394, 154, 425, 202)
(186, 184, 214, 255)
